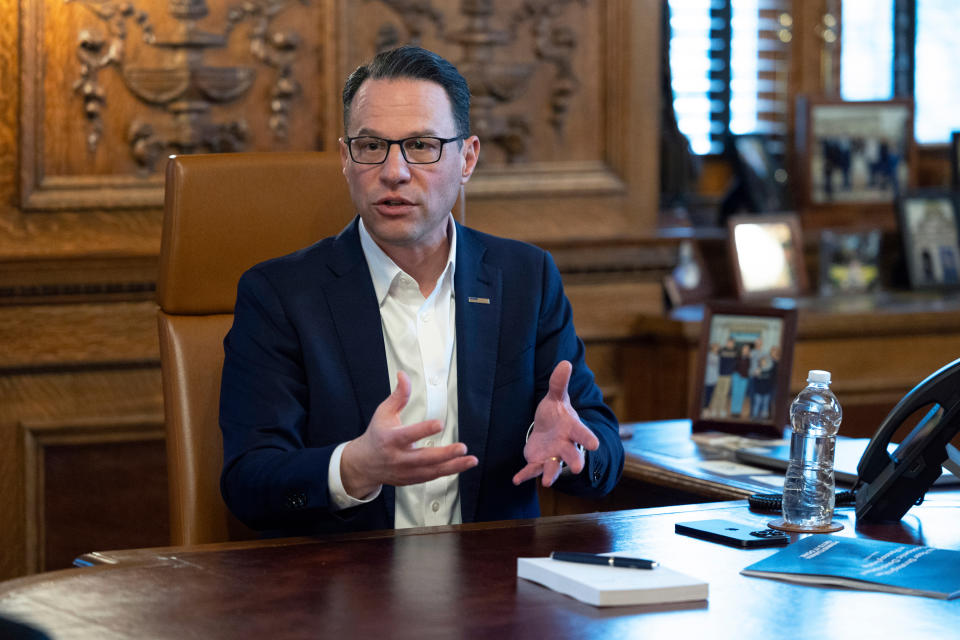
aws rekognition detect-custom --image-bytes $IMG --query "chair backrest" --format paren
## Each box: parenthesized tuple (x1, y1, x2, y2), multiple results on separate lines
(158, 151, 356, 545)
(158, 151, 465, 545)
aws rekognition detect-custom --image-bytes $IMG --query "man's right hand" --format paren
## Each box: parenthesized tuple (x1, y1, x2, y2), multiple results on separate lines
(339, 371, 478, 499)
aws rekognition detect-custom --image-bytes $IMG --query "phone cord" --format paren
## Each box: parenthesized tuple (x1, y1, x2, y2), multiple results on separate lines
(747, 490, 857, 512)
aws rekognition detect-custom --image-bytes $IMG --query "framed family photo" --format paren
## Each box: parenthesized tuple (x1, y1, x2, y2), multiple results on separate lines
(796, 97, 914, 215)
(690, 303, 798, 437)
(897, 190, 960, 290)
(727, 214, 807, 300)
(818, 228, 882, 296)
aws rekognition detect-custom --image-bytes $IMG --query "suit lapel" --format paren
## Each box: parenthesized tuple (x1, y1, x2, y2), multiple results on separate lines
(454, 225, 502, 523)
(322, 219, 395, 524)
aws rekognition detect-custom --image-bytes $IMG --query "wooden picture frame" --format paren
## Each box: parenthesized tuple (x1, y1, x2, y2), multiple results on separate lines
(951, 132, 960, 190)
(663, 239, 713, 308)
(795, 97, 915, 227)
(691, 302, 798, 437)
(897, 189, 960, 290)
(818, 228, 882, 296)
(728, 213, 807, 300)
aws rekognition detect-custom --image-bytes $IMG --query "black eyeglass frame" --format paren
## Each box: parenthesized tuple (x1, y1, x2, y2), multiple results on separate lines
(344, 135, 463, 165)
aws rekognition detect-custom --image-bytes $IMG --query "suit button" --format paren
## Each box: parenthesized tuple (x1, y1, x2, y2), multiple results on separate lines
(285, 491, 307, 509)
(592, 469, 601, 482)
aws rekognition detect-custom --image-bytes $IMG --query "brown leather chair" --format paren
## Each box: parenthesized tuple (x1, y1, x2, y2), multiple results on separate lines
(157, 151, 465, 545)
(157, 151, 356, 545)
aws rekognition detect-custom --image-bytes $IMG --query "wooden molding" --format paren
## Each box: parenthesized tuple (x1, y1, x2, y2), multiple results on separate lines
(468, 162, 626, 198)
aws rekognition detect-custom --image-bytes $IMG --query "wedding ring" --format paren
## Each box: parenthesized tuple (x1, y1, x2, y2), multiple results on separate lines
(548, 456, 562, 463)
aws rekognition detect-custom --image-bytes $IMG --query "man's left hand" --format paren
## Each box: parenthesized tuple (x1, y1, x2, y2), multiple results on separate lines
(512, 360, 600, 488)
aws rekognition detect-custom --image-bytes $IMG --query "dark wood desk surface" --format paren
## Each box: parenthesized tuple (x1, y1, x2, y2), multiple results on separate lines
(3, 498, 960, 639)
(620, 419, 798, 500)
(620, 419, 960, 505)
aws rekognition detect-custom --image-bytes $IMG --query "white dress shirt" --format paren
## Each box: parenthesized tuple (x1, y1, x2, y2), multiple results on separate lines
(327, 215, 461, 528)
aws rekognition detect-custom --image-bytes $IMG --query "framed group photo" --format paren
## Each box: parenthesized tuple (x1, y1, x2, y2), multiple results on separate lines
(796, 97, 914, 212)
(691, 303, 798, 437)
(727, 214, 807, 300)
(897, 190, 960, 290)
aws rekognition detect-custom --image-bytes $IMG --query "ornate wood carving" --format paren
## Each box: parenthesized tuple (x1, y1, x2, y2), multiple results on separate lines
(371, 0, 589, 165)
(70, 0, 312, 171)
(349, 0, 649, 206)
(20, 0, 322, 210)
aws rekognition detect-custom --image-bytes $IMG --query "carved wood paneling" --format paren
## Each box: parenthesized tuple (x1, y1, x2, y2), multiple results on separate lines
(20, 0, 330, 211)
(338, 0, 660, 240)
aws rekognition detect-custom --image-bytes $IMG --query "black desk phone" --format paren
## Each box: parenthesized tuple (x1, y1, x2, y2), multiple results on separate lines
(854, 357, 960, 522)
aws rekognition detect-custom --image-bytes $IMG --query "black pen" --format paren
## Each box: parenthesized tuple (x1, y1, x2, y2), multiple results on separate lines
(550, 551, 658, 570)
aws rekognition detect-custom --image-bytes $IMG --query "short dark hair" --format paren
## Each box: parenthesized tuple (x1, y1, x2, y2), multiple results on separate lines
(342, 46, 471, 139)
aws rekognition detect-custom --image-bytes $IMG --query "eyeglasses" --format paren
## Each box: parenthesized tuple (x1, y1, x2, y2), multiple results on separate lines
(345, 135, 461, 165)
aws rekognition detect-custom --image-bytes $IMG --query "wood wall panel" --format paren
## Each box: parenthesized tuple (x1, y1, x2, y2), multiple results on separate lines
(0, 0, 16, 210)
(21, 0, 329, 210)
(1, 365, 163, 578)
(0, 301, 159, 368)
(23, 416, 166, 573)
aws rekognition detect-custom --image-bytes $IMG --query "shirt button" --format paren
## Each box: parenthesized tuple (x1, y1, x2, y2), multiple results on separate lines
(422, 312, 432, 323)
(431, 501, 440, 512)
(425, 440, 435, 448)
(429, 375, 440, 386)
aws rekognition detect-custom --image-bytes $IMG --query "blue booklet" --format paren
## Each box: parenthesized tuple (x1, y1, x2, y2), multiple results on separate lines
(741, 535, 960, 599)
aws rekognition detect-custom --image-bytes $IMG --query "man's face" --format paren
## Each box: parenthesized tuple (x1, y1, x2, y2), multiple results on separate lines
(340, 78, 479, 255)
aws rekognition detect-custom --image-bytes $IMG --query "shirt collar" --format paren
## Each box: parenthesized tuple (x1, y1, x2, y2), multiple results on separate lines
(358, 214, 457, 306)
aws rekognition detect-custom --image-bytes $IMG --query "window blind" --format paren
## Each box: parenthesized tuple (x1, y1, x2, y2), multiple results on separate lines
(669, 0, 792, 155)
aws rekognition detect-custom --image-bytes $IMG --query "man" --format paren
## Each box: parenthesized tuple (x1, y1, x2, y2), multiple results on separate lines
(746, 336, 767, 418)
(219, 46, 623, 535)
(708, 337, 738, 419)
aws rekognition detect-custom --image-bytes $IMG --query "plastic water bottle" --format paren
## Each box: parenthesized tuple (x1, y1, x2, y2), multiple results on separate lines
(782, 370, 843, 529)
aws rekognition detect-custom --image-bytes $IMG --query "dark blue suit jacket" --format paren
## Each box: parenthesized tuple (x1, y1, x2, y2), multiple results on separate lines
(219, 218, 623, 535)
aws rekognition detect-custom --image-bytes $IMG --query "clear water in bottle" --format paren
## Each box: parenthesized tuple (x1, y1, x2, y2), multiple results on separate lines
(782, 370, 842, 528)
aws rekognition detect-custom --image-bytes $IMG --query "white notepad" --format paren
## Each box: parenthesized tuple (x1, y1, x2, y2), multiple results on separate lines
(517, 555, 708, 607)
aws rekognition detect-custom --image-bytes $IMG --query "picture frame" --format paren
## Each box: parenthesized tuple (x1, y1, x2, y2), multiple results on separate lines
(795, 97, 915, 225)
(896, 189, 960, 290)
(818, 228, 883, 296)
(691, 302, 798, 437)
(722, 134, 793, 215)
(663, 239, 713, 308)
(951, 131, 960, 190)
(727, 213, 807, 300)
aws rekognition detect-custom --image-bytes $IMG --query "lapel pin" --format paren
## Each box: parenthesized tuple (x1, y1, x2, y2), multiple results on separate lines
(468, 296, 491, 304)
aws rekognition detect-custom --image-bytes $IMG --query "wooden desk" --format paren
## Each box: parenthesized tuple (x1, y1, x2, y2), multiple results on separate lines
(542, 419, 781, 515)
(622, 292, 960, 438)
(619, 420, 784, 501)
(3, 499, 960, 639)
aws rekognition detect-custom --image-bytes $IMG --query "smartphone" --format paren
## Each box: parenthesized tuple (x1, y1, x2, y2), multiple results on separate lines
(675, 519, 790, 548)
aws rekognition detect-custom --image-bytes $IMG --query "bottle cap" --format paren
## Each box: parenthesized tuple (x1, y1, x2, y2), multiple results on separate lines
(807, 369, 831, 384)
